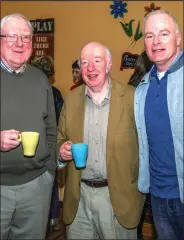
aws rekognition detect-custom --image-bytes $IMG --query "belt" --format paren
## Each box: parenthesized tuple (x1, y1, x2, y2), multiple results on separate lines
(81, 179, 108, 188)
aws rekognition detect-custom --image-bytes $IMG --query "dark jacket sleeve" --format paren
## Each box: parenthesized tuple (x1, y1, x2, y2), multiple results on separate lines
(52, 86, 64, 125)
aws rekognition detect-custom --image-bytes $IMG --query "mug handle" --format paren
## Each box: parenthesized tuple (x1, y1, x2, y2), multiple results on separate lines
(17, 133, 21, 141)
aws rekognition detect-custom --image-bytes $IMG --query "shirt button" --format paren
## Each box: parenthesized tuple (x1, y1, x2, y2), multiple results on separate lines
(95, 159, 98, 162)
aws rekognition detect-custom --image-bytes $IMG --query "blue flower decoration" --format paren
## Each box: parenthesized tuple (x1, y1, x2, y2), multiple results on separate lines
(110, 0, 128, 19)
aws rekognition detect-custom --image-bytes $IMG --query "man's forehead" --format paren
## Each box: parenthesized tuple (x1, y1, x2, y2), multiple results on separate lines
(81, 45, 105, 59)
(145, 14, 174, 30)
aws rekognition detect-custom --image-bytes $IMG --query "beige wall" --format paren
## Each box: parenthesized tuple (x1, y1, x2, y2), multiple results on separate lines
(1, 1, 183, 97)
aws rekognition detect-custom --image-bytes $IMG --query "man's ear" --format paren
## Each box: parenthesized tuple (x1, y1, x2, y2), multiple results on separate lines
(106, 58, 112, 73)
(176, 32, 181, 47)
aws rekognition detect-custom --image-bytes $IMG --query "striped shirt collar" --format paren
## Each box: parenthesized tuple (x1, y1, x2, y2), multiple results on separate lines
(0, 60, 26, 74)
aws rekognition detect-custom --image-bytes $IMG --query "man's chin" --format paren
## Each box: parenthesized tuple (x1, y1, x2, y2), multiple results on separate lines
(10, 61, 26, 70)
(87, 82, 102, 90)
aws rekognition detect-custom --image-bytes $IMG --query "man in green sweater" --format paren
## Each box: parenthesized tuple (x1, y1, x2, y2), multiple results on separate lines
(0, 13, 57, 239)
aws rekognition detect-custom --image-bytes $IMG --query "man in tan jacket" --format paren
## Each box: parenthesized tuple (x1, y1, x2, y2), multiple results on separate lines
(57, 42, 144, 239)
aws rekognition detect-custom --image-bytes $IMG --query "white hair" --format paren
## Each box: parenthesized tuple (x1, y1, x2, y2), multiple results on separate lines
(1, 13, 33, 34)
(105, 46, 112, 59)
(143, 10, 180, 35)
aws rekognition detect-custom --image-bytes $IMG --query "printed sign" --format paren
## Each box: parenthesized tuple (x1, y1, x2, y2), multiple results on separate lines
(120, 52, 139, 71)
(29, 18, 55, 77)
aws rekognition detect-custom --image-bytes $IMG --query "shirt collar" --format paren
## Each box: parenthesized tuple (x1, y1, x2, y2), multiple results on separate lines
(0, 60, 26, 74)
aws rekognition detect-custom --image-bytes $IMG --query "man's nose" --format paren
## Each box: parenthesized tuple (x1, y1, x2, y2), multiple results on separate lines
(87, 62, 95, 71)
(15, 36, 23, 46)
(153, 35, 160, 45)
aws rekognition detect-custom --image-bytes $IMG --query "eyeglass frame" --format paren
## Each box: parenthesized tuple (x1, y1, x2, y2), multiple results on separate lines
(0, 34, 33, 43)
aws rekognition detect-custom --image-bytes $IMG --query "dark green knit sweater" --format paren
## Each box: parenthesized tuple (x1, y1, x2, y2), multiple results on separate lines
(1, 65, 57, 185)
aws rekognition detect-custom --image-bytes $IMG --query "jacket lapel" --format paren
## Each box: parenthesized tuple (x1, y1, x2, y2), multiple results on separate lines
(70, 86, 86, 177)
(73, 86, 86, 143)
(106, 81, 125, 164)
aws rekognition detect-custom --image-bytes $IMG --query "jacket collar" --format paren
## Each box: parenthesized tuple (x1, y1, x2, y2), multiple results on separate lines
(139, 50, 183, 86)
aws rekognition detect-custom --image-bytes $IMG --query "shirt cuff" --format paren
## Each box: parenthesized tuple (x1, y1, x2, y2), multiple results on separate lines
(57, 153, 67, 169)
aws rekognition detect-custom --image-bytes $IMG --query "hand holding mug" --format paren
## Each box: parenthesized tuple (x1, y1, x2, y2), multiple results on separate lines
(0, 129, 20, 152)
(60, 141, 88, 168)
(60, 141, 73, 161)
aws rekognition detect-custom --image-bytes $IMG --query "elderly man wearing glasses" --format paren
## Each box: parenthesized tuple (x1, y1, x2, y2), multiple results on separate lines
(0, 13, 57, 239)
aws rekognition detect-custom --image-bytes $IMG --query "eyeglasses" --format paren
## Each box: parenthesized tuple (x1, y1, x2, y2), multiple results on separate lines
(0, 34, 32, 43)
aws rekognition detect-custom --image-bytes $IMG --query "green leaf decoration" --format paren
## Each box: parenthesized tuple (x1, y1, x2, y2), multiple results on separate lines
(134, 20, 143, 41)
(120, 19, 135, 37)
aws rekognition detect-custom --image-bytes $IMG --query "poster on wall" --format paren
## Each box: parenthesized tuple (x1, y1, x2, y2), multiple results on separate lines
(29, 18, 55, 77)
(120, 52, 139, 71)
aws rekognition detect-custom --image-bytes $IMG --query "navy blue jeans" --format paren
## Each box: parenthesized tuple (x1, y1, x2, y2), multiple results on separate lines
(151, 195, 184, 240)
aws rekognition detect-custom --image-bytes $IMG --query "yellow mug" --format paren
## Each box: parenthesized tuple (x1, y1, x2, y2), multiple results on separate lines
(18, 132, 40, 157)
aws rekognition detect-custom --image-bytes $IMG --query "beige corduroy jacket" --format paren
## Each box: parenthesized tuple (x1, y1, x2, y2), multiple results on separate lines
(57, 80, 145, 228)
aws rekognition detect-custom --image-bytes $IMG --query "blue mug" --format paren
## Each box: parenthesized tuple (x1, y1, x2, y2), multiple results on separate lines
(71, 143, 88, 168)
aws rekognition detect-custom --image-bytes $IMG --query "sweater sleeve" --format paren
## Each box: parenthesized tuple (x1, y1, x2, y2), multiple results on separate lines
(46, 84, 57, 163)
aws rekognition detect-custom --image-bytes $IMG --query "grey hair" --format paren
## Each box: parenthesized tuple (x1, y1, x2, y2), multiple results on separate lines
(143, 10, 180, 35)
(1, 13, 33, 33)
(105, 46, 112, 59)
(78, 42, 112, 68)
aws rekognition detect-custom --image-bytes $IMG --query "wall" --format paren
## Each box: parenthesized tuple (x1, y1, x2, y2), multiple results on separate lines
(1, 1, 183, 97)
